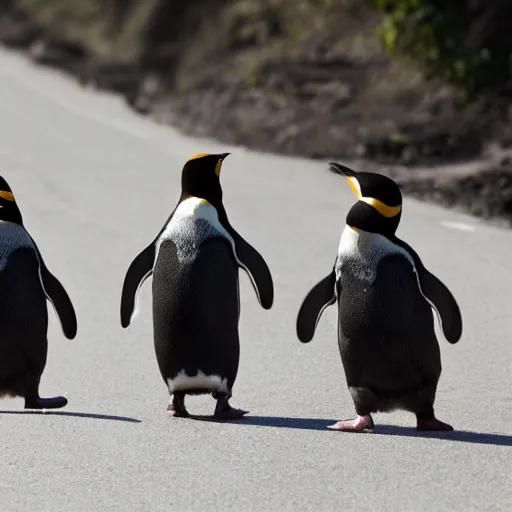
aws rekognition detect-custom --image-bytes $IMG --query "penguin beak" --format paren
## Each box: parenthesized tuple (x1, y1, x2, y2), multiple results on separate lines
(329, 162, 362, 199)
(329, 162, 357, 178)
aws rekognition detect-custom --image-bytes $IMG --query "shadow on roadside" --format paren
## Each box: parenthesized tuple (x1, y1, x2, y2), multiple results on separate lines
(374, 424, 512, 446)
(0, 410, 142, 423)
(189, 414, 337, 431)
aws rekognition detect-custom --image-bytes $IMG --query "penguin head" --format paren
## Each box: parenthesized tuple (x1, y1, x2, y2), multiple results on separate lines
(0, 176, 23, 225)
(180, 152, 230, 206)
(330, 162, 402, 236)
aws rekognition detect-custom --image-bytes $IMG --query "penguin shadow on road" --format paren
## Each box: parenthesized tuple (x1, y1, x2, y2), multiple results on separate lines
(0, 410, 142, 423)
(208, 416, 512, 446)
(188, 415, 337, 431)
(373, 425, 512, 447)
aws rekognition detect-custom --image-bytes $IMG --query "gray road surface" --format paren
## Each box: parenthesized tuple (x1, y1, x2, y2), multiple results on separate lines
(0, 48, 510, 512)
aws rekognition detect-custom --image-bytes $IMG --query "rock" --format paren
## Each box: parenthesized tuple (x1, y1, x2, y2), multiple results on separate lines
(0, 12, 41, 49)
(28, 36, 88, 63)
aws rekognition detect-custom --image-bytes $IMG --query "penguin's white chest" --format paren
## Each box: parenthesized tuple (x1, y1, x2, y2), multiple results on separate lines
(156, 197, 235, 263)
(335, 226, 414, 283)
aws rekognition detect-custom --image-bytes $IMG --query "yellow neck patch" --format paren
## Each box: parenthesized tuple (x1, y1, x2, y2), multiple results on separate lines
(363, 197, 401, 218)
(344, 177, 401, 218)
(0, 190, 14, 202)
(345, 176, 362, 198)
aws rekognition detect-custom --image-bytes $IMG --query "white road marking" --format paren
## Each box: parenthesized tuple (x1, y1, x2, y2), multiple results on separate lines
(440, 220, 477, 232)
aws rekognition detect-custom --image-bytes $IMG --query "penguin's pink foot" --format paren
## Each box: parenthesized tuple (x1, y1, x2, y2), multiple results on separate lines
(167, 403, 190, 417)
(167, 394, 189, 418)
(416, 417, 453, 431)
(213, 398, 248, 421)
(327, 414, 375, 432)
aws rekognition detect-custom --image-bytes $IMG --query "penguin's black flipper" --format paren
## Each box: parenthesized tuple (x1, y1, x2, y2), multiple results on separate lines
(228, 229, 274, 310)
(32, 244, 78, 340)
(120, 244, 156, 328)
(296, 269, 337, 343)
(393, 237, 463, 344)
(420, 272, 463, 344)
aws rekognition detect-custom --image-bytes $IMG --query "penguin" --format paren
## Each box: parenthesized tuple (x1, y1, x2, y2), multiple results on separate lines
(296, 162, 462, 432)
(0, 176, 77, 410)
(120, 152, 274, 419)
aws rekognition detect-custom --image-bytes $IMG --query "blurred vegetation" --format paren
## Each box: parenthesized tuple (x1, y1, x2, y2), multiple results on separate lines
(6, 1, 512, 103)
(374, 0, 512, 102)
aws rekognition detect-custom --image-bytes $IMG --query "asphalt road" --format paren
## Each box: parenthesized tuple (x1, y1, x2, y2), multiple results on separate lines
(0, 48, 511, 512)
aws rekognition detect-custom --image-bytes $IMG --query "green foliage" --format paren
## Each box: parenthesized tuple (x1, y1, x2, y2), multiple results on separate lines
(246, 60, 260, 87)
(375, 0, 512, 102)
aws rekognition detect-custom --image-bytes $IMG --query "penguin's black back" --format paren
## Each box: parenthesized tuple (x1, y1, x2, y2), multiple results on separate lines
(337, 251, 441, 395)
(0, 222, 48, 395)
(152, 229, 240, 391)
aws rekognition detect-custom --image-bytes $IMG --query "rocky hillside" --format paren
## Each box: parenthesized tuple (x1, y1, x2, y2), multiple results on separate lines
(1, 0, 512, 224)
